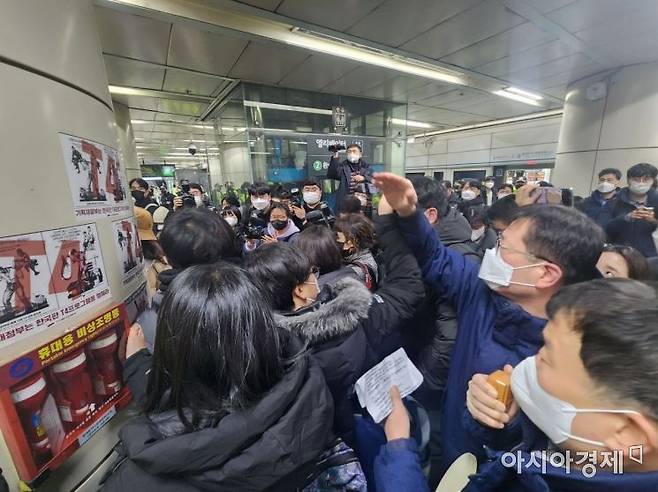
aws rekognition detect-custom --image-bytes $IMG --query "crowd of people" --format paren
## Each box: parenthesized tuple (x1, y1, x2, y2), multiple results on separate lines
(106, 159, 658, 491)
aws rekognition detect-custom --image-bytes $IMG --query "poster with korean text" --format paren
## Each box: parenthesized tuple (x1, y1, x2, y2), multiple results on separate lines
(0, 224, 111, 347)
(111, 217, 144, 286)
(59, 133, 130, 220)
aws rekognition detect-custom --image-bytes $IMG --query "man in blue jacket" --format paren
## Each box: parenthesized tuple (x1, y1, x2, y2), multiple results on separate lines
(578, 168, 622, 228)
(372, 172, 605, 478)
(374, 279, 658, 491)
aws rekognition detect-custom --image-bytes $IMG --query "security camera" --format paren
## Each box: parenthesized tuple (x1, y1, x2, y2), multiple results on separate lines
(188, 143, 197, 156)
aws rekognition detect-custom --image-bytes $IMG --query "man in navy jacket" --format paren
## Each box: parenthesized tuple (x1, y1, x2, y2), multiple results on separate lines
(372, 173, 605, 478)
(578, 168, 622, 228)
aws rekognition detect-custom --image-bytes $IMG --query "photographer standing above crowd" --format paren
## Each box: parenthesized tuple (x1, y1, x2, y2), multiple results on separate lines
(328, 144, 373, 207)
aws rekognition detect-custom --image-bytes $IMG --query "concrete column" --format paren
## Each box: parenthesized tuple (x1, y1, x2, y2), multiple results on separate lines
(113, 100, 141, 181)
(0, 1, 137, 488)
(553, 62, 658, 196)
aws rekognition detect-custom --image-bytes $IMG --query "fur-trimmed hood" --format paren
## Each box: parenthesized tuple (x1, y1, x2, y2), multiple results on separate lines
(275, 278, 372, 346)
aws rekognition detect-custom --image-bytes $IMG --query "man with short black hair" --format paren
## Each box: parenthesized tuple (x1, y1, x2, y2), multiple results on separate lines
(607, 163, 658, 257)
(578, 167, 622, 227)
(486, 195, 520, 233)
(373, 172, 605, 479)
(289, 179, 335, 229)
(327, 143, 373, 207)
(482, 176, 497, 206)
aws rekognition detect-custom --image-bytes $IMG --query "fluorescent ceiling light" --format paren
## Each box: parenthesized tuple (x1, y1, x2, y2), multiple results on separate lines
(286, 28, 464, 86)
(250, 151, 271, 155)
(131, 119, 217, 130)
(493, 90, 541, 107)
(390, 118, 433, 129)
(413, 109, 563, 138)
(244, 100, 332, 115)
(504, 87, 543, 101)
(407, 136, 416, 144)
(291, 141, 308, 145)
(248, 128, 295, 133)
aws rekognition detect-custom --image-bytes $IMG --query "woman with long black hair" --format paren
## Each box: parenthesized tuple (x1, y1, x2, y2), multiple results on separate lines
(103, 262, 364, 491)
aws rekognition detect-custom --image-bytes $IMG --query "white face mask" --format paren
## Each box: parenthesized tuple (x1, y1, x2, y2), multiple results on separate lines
(478, 247, 546, 290)
(356, 194, 368, 207)
(194, 195, 203, 207)
(347, 153, 360, 164)
(629, 181, 653, 195)
(498, 191, 511, 199)
(597, 181, 616, 194)
(485, 182, 495, 189)
(461, 190, 477, 201)
(471, 227, 486, 242)
(512, 356, 639, 447)
(303, 191, 321, 205)
(224, 216, 238, 227)
(304, 275, 320, 304)
(252, 197, 270, 210)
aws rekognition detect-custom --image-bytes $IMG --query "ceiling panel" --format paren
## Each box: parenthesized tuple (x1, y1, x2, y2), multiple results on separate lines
(228, 41, 310, 84)
(321, 65, 399, 95)
(357, 75, 431, 100)
(402, 82, 454, 103)
(112, 95, 159, 112)
(162, 70, 225, 96)
(278, 53, 361, 91)
(523, 62, 604, 89)
(458, 98, 541, 118)
(168, 24, 248, 75)
(156, 99, 207, 116)
(346, 0, 480, 48)
(520, 0, 578, 14)
(234, 0, 283, 11)
(546, 0, 654, 33)
(154, 113, 198, 122)
(127, 109, 157, 121)
(573, 9, 658, 52)
(475, 40, 580, 78)
(407, 105, 485, 126)
(400, 0, 526, 59)
(594, 34, 658, 67)
(103, 56, 165, 90)
(505, 53, 595, 83)
(542, 85, 568, 99)
(277, 0, 385, 32)
(95, 7, 171, 64)
(440, 22, 555, 69)
(419, 88, 493, 110)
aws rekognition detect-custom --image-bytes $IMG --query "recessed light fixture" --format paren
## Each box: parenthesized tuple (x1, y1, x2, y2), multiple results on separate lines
(390, 118, 433, 129)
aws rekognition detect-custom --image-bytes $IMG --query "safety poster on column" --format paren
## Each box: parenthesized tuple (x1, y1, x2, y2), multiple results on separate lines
(111, 217, 144, 286)
(59, 133, 131, 220)
(0, 224, 111, 347)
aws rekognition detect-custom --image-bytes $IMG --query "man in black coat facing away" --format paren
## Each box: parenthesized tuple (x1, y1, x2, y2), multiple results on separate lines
(327, 144, 373, 207)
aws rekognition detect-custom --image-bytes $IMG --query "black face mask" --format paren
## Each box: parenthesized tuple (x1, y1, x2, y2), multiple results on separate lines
(271, 220, 288, 231)
(131, 190, 146, 203)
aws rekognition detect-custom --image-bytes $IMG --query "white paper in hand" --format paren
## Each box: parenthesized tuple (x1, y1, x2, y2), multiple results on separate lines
(354, 348, 423, 423)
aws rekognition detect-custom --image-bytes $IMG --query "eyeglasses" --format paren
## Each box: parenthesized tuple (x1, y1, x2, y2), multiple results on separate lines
(496, 237, 549, 262)
(309, 266, 320, 279)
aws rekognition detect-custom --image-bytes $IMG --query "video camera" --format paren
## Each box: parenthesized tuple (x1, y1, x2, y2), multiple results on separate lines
(244, 225, 265, 240)
(179, 179, 197, 208)
(306, 204, 335, 228)
(328, 144, 346, 153)
(289, 187, 304, 208)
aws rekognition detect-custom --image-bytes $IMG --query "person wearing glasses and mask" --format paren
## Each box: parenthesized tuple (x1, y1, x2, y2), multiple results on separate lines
(372, 172, 604, 484)
(327, 143, 373, 208)
(606, 163, 658, 257)
(243, 198, 424, 443)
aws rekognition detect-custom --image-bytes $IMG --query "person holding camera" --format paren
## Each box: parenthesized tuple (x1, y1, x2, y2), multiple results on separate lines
(290, 179, 336, 229)
(172, 181, 210, 210)
(327, 144, 373, 207)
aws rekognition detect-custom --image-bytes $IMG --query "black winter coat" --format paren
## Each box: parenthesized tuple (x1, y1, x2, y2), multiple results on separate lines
(606, 187, 658, 257)
(102, 354, 335, 492)
(327, 157, 373, 207)
(275, 214, 424, 438)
